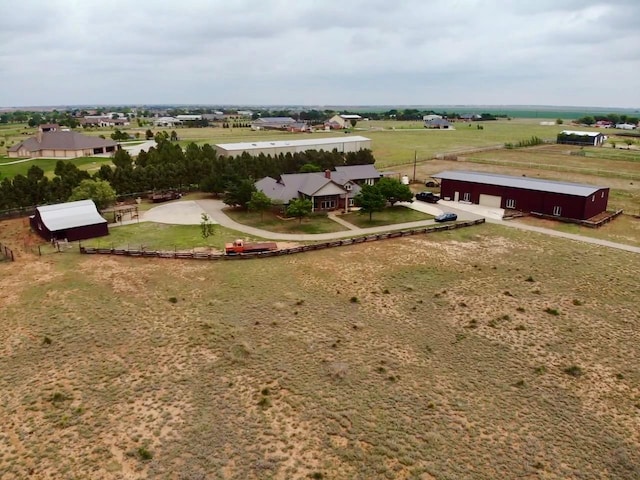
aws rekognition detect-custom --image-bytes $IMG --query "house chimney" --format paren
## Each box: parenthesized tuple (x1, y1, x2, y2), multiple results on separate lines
(324, 169, 331, 179)
(36, 129, 43, 143)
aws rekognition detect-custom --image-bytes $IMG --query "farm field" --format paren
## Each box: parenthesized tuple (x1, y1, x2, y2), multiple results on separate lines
(0, 156, 112, 179)
(1, 221, 640, 479)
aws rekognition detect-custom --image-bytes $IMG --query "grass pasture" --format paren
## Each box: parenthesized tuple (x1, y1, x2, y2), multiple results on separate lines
(0, 156, 113, 179)
(341, 205, 433, 228)
(224, 208, 349, 234)
(1, 222, 640, 479)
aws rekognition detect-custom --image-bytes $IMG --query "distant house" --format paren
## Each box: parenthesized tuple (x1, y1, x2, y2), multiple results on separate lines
(423, 114, 443, 122)
(153, 116, 182, 127)
(595, 120, 613, 128)
(80, 116, 130, 127)
(286, 122, 312, 133)
(251, 117, 297, 131)
(39, 123, 60, 132)
(424, 118, 452, 129)
(256, 164, 383, 212)
(8, 126, 118, 158)
(615, 123, 636, 130)
(325, 114, 362, 129)
(557, 130, 605, 146)
(459, 113, 481, 121)
(433, 170, 609, 220)
(30, 199, 109, 241)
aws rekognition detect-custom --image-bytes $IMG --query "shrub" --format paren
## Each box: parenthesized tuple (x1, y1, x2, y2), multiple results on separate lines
(168, 297, 178, 303)
(261, 388, 270, 396)
(572, 299, 584, 306)
(349, 296, 359, 303)
(534, 366, 546, 374)
(50, 392, 71, 403)
(515, 324, 526, 331)
(516, 307, 525, 312)
(137, 447, 153, 461)
(257, 397, 271, 408)
(564, 365, 583, 377)
(544, 307, 560, 316)
(525, 276, 535, 282)
(42, 336, 52, 345)
(382, 288, 390, 294)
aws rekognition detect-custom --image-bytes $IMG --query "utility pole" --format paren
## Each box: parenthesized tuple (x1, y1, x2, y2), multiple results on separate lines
(412, 150, 417, 182)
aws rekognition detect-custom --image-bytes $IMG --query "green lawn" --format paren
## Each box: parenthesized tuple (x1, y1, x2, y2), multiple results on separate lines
(0, 156, 113, 179)
(341, 205, 433, 228)
(224, 208, 348, 234)
(81, 222, 261, 251)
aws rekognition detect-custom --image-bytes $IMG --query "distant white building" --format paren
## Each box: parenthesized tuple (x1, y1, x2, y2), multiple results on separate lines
(615, 123, 636, 130)
(176, 114, 202, 121)
(153, 116, 182, 127)
(216, 135, 372, 157)
(423, 114, 443, 121)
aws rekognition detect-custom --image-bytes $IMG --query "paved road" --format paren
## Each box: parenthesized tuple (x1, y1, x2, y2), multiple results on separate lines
(195, 199, 440, 241)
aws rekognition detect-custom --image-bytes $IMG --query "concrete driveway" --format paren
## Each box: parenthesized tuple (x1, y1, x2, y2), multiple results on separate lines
(399, 200, 486, 221)
(143, 201, 215, 225)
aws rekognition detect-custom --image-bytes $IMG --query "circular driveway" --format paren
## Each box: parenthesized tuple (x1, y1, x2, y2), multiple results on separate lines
(144, 201, 215, 225)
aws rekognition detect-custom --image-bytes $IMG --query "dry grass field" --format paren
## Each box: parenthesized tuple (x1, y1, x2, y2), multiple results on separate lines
(1, 220, 639, 479)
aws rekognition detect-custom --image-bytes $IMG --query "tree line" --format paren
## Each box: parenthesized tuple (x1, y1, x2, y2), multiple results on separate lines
(0, 138, 375, 210)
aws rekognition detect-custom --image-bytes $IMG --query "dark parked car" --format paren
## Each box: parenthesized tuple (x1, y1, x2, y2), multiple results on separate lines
(415, 192, 440, 203)
(434, 212, 458, 223)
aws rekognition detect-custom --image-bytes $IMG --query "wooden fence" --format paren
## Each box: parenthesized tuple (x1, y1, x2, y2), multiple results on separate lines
(0, 242, 15, 261)
(79, 219, 485, 260)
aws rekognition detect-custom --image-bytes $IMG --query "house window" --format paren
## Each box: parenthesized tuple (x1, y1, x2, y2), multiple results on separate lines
(320, 200, 336, 210)
(592, 195, 595, 202)
(506, 199, 516, 209)
(462, 192, 470, 202)
(553, 206, 562, 216)
(345, 183, 352, 190)
(348, 198, 354, 206)
(366, 178, 374, 186)
(601, 191, 604, 198)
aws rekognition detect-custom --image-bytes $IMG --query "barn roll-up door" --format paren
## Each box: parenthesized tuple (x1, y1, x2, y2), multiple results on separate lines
(479, 194, 502, 208)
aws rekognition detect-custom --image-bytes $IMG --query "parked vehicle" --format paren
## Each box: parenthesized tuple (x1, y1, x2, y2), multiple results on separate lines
(415, 192, 440, 203)
(225, 239, 278, 255)
(434, 212, 458, 223)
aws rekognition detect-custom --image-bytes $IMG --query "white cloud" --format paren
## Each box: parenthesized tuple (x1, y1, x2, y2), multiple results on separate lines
(0, 0, 638, 107)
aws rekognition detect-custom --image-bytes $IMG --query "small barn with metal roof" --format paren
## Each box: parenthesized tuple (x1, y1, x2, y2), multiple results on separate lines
(30, 199, 109, 241)
(433, 170, 609, 220)
(557, 130, 605, 146)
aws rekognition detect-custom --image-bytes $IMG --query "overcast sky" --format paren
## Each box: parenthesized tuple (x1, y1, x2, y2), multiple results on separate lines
(1, 0, 638, 108)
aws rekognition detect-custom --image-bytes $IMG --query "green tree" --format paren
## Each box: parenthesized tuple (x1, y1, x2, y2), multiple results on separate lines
(556, 118, 563, 125)
(375, 177, 413, 206)
(248, 191, 272, 220)
(354, 184, 386, 221)
(286, 197, 312, 223)
(68, 179, 116, 209)
(223, 179, 256, 208)
(299, 163, 321, 173)
(145, 129, 154, 140)
(350, 119, 358, 128)
(200, 213, 216, 238)
(170, 130, 178, 142)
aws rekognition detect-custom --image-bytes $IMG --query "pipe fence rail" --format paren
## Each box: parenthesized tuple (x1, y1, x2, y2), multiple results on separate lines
(0, 242, 15, 261)
(80, 219, 485, 260)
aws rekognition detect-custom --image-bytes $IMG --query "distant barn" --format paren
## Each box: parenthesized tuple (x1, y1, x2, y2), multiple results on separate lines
(433, 170, 609, 220)
(30, 200, 109, 241)
(557, 130, 605, 146)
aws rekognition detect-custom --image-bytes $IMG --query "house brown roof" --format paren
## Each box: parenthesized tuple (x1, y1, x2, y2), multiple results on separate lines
(8, 131, 117, 153)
